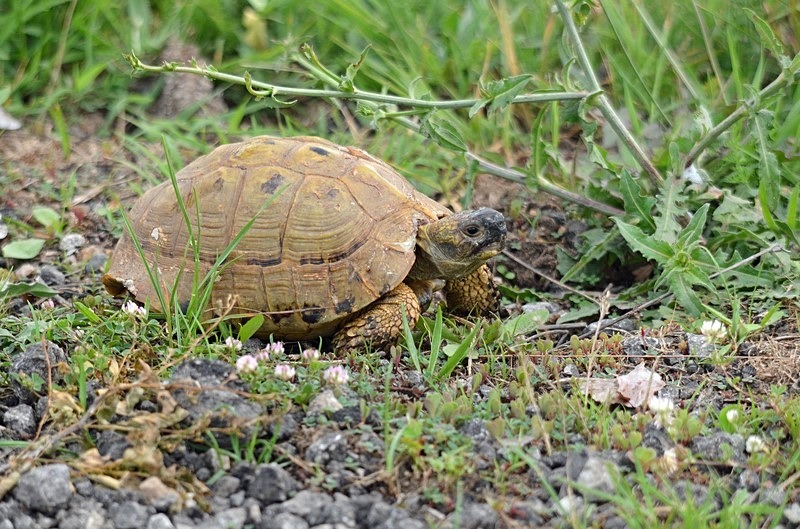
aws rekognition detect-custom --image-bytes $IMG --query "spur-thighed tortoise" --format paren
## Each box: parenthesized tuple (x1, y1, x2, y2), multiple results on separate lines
(103, 136, 506, 351)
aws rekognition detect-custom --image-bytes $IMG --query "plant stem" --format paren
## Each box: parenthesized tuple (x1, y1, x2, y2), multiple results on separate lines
(128, 54, 588, 110)
(683, 66, 798, 167)
(554, 0, 663, 187)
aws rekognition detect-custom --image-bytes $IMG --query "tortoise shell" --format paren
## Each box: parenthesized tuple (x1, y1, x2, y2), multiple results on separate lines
(103, 136, 451, 339)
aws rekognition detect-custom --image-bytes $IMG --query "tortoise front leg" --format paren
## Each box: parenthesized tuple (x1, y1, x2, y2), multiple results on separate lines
(331, 282, 422, 353)
(444, 264, 500, 316)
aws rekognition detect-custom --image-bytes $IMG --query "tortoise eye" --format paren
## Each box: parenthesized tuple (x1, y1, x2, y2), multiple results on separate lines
(463, 224, 482, 237)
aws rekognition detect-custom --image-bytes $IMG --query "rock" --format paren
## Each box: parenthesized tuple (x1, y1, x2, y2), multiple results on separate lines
(443, 502, 498, 529)
(690, 431, 746, 464)
(56, 498, 107, 529)
(784, 503, 800, 524)
(139, 476, 180, 512)
(95, 430, 131, 460)
(306, 432, 348, 465)
(10, 341, 68, 404)
(642, 423, 674, 455)
(622, 336, 662, 358)
(576, 456, 618, 498)
(246, 464, 299, 505)
(170, 359, 264, 448)
(213, 507, 247, 529)
(110, 500, 152, 529)
(307, 389, 343, 415)
(59, 233, 86, 256)
(13, 463, 73, 514)
(3, 403, 37, 438)
(84, 253, 109, 273)
(211, 475, 242, 497)
(258, 512, 309, 529)
(147, 513, 176, 529)
(278, 490, 333, 525)
(39, 264, 65, 286)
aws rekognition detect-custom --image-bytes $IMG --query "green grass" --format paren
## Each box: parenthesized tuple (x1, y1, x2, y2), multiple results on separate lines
(2, 0, 800, 526)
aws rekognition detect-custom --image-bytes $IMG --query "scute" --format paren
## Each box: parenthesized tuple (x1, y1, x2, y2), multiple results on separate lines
(103, 136, 451, 339)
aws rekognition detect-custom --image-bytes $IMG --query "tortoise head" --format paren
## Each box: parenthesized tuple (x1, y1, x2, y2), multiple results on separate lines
(412, 207, 506, 280)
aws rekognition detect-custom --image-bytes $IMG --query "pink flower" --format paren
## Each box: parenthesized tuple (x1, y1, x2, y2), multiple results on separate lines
(236, 354, 258, 373)
(274, 364, 296, 381)
(323, 365, 349, 386)
(225, 336, 243, 351)
(302, 348, 320, 362)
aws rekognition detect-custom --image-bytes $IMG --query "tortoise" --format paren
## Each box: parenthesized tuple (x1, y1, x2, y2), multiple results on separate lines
(103, 136, 506, 352)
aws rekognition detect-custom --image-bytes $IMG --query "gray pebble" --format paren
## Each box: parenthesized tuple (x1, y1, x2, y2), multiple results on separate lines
(111, 500, 151, 529)
(577, 456, 618, 499)
(85, 253, 109, 273)
(13, 464, 73, 515)
(784, 503, 800, 524)
(444, 502, 498, 529)
(246, 464, 299, 505)
(279, 490, 333, 525)
(211, 475, 241, 497)
(691, 431, 745, 464)
(10, 341, 68, 404)
(306, 432, 348, 465)
(3, 403, 37, 438)
(39, 264, 65, 286)
(214, 507, 247, 529)
(147, 513, 176, 529)
(59, 233, 86, 256)
(259, 512, 309, 529)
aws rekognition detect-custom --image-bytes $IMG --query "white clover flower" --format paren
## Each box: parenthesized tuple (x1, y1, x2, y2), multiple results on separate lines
(40, 299, 55, 310)
(745, 435, 767, 454)
(700, 319, 727, 343)
(302, 348, 320, 362)
(268, 341, 285, 356)
(648, 396, 675, 428)
(122, 300, 146, 318)
(274, 364, 296, 381)
(661, 447, 679, 474)
(725, 408, 740, 425)
(235, 354, 258, 374)
(224, 336, 243, 351)
(323, 365, 349, 386)
(254, 347, 270, 362)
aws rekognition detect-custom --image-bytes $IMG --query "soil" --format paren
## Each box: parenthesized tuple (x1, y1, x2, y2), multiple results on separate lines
(1, 101, 800, 528)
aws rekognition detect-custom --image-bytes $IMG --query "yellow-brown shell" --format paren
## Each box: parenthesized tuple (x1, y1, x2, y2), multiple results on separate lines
(103, 136, 451, 339)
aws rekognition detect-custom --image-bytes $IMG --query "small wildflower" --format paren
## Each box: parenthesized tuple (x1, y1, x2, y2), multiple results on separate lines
(746, 435, 767, 454)
(660, 447, 679, 474)
(40, 299, 55, 310)
(648, 396, 675, 428)
(725, 408, 740, 425)
(236, 354, 258, 373)
(700, 319, 727, 343)
(268, 341, 285, 356)
(254, 347, 270, 362)
(302, 348, 320, 362)
(224, 336, 243, 351)
(122, 300, 146, 318)
(323, 365, 349, 386)
(274, 364, 296, 381)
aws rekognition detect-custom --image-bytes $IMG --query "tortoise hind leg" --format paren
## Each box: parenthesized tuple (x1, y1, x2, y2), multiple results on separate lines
(444, 264, 500, 316)
(331, 283, 422, 353)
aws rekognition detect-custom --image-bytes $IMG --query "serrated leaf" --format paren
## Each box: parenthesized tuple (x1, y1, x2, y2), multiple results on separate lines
(613, 220, 674, 263)
(32, 206, 61, 229)
(745, 9, 788, 65)
(339, 46, 371, 92)
(419, 114, 467, 152)
(667, 273, 704, 315)
(2, 238, 46, 259)
(653, 178, 685, 243)
(619, 171, 656, 231)
(676, 203, 709, 248)
(485, 74, 532, 115)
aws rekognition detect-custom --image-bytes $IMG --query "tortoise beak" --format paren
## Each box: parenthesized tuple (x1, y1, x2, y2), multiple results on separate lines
(472, 207, 506, 256)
